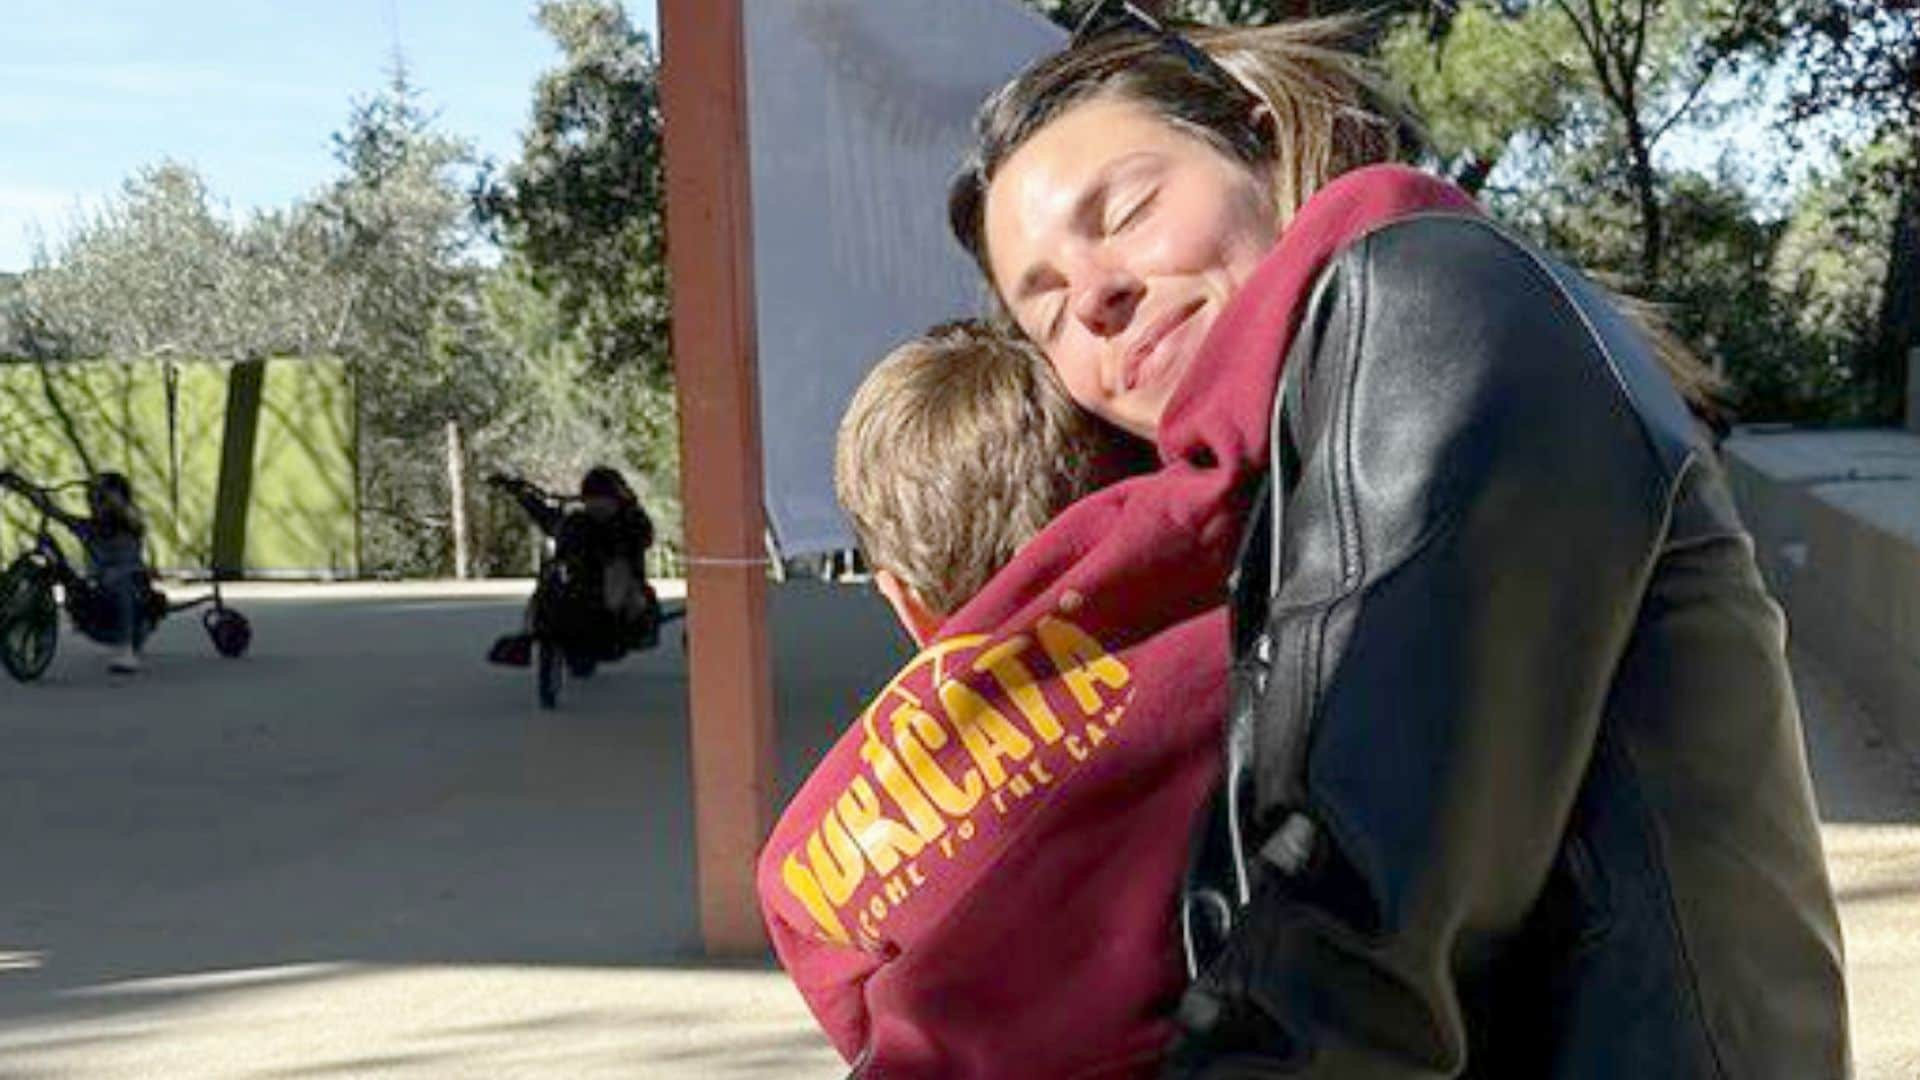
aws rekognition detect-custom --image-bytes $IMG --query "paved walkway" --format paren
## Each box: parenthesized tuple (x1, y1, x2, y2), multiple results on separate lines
(0, 582, 887, 1079)
(0, 582, 1914, 1076)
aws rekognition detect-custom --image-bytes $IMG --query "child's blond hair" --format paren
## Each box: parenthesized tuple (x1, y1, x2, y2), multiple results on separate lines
(836, 320, 1125, 615)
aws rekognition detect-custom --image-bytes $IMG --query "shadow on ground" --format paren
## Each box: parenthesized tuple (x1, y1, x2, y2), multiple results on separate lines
(3, 586, 1914, 1076)
(0, 581, 905, 1076)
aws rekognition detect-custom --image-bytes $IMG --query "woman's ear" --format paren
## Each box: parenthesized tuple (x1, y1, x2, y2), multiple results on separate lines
(875, 569, 944, 647)
(1242, 102, 1285, 224)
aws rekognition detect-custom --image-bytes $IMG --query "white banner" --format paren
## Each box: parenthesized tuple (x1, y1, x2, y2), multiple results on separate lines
(745, 0, 1065, 556)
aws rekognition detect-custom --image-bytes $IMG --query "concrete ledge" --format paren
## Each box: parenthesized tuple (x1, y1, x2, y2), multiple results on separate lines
(1724, 428, 1920, 754)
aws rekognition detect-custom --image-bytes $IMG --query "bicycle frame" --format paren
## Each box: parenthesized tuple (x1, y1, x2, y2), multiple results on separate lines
(0, 474, 252, 673)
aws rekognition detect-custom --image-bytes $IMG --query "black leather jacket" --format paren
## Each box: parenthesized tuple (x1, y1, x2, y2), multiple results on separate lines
(1173, 216, 1849, 1078)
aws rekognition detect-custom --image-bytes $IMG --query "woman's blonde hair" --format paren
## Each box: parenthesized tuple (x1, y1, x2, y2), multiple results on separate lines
(948, 15, 1408, 276)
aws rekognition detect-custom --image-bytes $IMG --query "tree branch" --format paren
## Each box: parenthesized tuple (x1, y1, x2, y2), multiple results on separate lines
(1555, 0, 1628, 112)
(1629, 0, 1651, 88)
(1647, 54, 1723, 147)
(324, 283, 363, 354)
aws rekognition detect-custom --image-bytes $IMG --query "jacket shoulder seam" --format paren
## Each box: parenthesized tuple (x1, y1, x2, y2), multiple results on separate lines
(1361, 215, 1679, 484)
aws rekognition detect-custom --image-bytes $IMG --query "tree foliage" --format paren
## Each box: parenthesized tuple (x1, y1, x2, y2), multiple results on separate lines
(472, 0, 681, 562)
(1719, 2, 1919, 132)
(1716, 2, 1920, 419)
(11, 163, 301, 361)
(1387, 1, 1760, 288)
(3, 8, 688, 580)
(1381, 3, 1585, 194)
(474, 0, 668, 382)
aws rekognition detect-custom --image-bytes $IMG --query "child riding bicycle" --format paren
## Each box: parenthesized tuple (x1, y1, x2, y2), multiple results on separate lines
(0, 468, 150, 674)
(487, 466, 659, 666)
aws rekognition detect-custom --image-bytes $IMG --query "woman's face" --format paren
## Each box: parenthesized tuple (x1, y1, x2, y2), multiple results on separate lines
(983, 97, 1277, 438)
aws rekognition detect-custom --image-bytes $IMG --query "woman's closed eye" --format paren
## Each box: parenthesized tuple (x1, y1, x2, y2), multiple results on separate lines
(1105, 187, 1155, 235)
(1040, 294, 1067, 343)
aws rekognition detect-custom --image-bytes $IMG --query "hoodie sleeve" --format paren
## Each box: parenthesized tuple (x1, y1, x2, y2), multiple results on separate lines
(762, 896, 880, 1063)
(756, 725, 886, 1065)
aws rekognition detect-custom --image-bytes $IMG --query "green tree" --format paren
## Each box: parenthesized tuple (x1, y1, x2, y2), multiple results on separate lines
(474, 0, 681, 557)
(1386, 1, 1760, 289)
(464, 259, 681, 576)
(1764, 135, 1909, 420)
(15, 163, 261, 360)
(1717, 1, 1920, 419)
(315, 63, 494, 576)
(1549, 0, 1750, 285)
(0, 162, 356, 548)
(474, 0, 667, 381)
(1381, 3, 1585, 194)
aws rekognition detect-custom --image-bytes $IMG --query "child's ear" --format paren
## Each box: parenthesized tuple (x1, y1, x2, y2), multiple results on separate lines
(875, 569, 943, 647)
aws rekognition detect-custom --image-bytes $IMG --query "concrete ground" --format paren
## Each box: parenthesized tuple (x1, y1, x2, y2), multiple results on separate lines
(1, 581, 1915, 1077)
(0, 581, 901, 1079)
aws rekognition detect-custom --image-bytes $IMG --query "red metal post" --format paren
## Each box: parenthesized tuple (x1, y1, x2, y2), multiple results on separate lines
(658, 0, 777, 956)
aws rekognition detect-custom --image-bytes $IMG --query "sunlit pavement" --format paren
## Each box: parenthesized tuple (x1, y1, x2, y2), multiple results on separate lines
(1795, 654, 1920, 1080)
(0, 580, 903, 1078)
(0, 582, 1914, 1077)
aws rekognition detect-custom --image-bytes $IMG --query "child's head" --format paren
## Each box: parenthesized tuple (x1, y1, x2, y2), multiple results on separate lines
(88, 471, 140, 531)
(579, 465, 633, 521)
(836, 319, 1129, 644)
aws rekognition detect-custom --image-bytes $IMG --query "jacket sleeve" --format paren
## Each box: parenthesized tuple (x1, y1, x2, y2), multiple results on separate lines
(516, 489, 564, 536)
(1175, 217, 1685, 1075)
(757, 715, 894, 1067)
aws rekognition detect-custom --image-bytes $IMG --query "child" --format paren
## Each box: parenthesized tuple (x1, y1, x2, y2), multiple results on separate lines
(487, 465, 658, 664)
(833, 320, 1123, 647)
(759, 320, 1228, 1077)
(0, 469, 150, 673)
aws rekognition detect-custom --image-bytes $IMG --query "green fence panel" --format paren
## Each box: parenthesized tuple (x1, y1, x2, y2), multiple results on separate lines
(0, 357, 357, 578)
(211, 359, 265, 578)
(249, 358, 357, 578)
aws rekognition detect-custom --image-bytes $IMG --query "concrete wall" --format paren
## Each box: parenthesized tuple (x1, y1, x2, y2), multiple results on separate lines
(1724, 429, 1920, 752)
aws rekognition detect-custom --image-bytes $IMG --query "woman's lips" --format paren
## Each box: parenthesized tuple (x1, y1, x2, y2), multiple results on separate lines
(1122, 298, 1205, 392)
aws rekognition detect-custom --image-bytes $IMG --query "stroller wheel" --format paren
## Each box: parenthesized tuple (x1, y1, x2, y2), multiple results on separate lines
(204, 608, 253, 658)
(1, 588, 59, 682)
(537, 638, 563, 709)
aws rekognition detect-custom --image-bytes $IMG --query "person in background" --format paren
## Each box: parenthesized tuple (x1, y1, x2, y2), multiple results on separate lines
(1, 468, 150, 674)
(488, 465, 657, 664)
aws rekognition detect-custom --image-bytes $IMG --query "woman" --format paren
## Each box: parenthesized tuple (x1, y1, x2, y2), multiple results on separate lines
(946, 5, 1846, 1076)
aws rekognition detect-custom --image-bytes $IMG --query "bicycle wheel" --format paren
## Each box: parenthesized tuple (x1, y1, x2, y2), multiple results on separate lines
(537, 637, 563, 709)
(1, 573, 59, 683)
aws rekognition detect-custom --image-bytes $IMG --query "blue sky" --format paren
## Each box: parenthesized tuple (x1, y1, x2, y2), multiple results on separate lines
(0, 1, 658, 272)
(0, 2, 1832, 274)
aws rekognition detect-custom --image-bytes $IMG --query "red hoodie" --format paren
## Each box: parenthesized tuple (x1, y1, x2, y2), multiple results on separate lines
(759, 166, 1478, 1077)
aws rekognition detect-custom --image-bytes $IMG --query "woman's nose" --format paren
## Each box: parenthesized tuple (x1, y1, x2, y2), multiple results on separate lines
(1072, 270, 1143, 338)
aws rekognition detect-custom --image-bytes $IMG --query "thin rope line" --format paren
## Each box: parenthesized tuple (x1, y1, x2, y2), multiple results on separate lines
(681, 554, 774, 567)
